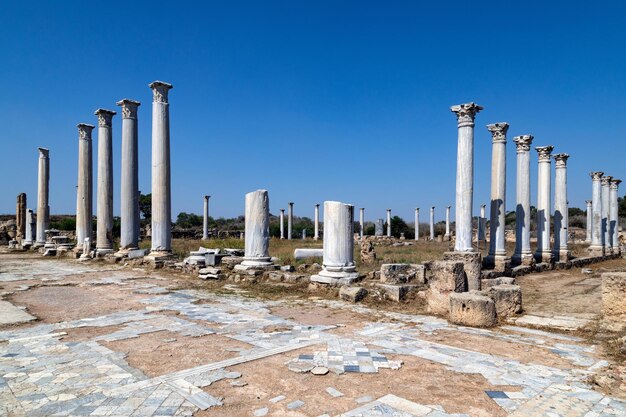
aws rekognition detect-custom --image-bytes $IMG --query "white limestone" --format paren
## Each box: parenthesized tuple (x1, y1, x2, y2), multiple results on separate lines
(314, 204, 320, 240)
(279, 208, 285, 239)
(444, 206, 450, 239)
(451, 102, 482, 252)
(429, 206, 435, 240)
(512, 135, 534, 265)
(149, 81, 173, 256)
(553, 153, 570, 261)
(34, 148, 50, 248)
(585, 200, 592, 243)
(386, 209, 392, 237)
(486, 122, 508, 263)
(609, 179, 621, 253)
(359, 207, 365, 240)
(535, 145, 554, 263)
(117, 99, 141, 251)
(75, 125, 94, 251)
(203, 195, 210, 240)
(478, 204, 486, 242)
(238, 190, 273, 268)
(95, 109, 116, 254)
(288, 202, 294, 240)
(601, 176, 612, 253)
(310, 201, 358, 285)
(23, 209, 35, 246)
(415, 208, 419, 241)
(589, 172, 604, 255)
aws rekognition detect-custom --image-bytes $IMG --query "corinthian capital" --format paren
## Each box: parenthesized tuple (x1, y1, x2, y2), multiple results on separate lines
(116, 99, 141, 119)
(535, 145, 554, 162)
(38, 147, 49, 158)
(611, 179, 622, 189)
(94, 109, 116, 127)
(77, 123, 95, 140)
(552, 153, 569, 167)
(149, 80, 173, 103)
(450, 102, 483, 127)
(590, 171, 604, 181)
(513, 135, 533, 152)
(486, 122, 509, 142)
(601, 176, 613, 186)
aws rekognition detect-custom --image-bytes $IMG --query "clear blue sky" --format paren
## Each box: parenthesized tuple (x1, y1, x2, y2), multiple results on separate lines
(1, 1, 624, 223)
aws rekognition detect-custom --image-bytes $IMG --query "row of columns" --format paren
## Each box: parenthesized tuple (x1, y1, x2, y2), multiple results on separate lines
(589, 173, 621, 255)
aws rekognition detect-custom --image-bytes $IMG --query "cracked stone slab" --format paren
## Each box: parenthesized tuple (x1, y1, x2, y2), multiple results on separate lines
(0, 301, 36, 325)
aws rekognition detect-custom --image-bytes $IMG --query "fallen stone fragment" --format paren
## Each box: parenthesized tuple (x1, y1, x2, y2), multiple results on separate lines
(287, 400, 305, 410)
(325, 387, 344, 397)
(449, 292, 497, 327)
(356, 395, 373, 403)
(269, 395, 286, 403)
(253, 407, 269, 416)
(311, 366, 329, 375)
(225, 371, 242, 379)
(231, 380, 247, 387)
(339, 286, 368, 303)
(287, 361, 314, 373)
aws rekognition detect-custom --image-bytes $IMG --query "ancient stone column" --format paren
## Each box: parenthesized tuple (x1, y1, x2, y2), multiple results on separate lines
(485, 122, 509, 268)
(75, 124, 94, 251)
(585, 200, 593, 243)
(94, 109, 116, 255)
(279, 208, 285, 239)
(359, 207, 365, 240)
(287, 202, 294, 240)
(512, 135, 534, 265)
(610, 179, 622, 254)
(444, 206, 451, 240)
(16, 193, 26, 243)
(451, 102, 482, 252)
(601, 175, 613, 254)
(235, 190, 273, 269)
(415, 208, 419, 241)
(553, 153, 570, 261)
(478, 204, 487, 242)
(589, 172, 605, 256)
(34, 148, 50, 248)
(117, 99, 140, 251)
(148, 81, 173, 256)
(314, 204, 320, 240)
(24, 209, 35, 246)
(311, 201, 358, 285)
(430, 206, 435, 240)
(203, 195, 210, 240)
(534, 145, 554, 263)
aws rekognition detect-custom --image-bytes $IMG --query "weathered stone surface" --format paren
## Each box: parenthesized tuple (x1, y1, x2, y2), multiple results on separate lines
(199, 267, 222, 275)
(0, 301, 36, 325)
(280, 265, 294, 272)
(484, 284, 522, 317)
(481, 277, 515, 289)
(602, 272, 626, 331)
(339, 286, 368, 303)
(294, 248, 323, 260)
(426, 261, 466, 315)
(380, 264, 418, 284)
(449, 292, 496, 327)
(442, 251, 482, 291)
(376, 284, 417, 302)
(360, 238, 376, 264)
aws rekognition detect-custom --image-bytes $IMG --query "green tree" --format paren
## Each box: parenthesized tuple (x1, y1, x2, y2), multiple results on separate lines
(568, 207, 585, 217)
(388, 215, 413, 239)
(175, 212, 203, 228)
(139, 193, 152, 222)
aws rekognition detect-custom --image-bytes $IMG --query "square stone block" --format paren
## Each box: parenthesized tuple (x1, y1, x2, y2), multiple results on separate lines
(449, 292, 496, 327)
(426, 261, 465, 315)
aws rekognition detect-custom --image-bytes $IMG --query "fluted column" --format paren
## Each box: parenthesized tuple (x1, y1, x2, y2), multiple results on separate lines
(478, 204, 486, 242)
(314, 204, 320, 240)
(94, 109, 116, 254)
(553, 153, 570, 261)
(486, 122, 509, 267)
(24, 209, 35, 246)
(287, 202, 293, 240)
(512, 135, 534, 265)
(149, 81, 173, 256)
(585, 200, 593, 243)
(429, 206, 435, 240)
(34, 148, 50, 247)
(589, 172, 605, 255)
(310, 201, 358, 285)
(451, 102, 482, 252)
(203, 195, 210, 240)
(601, 176, 612, 254)
(75, 124, 94, 251)
(279, 208, 285, 239)
(610, 179, 621, 254)
(444, 206, 451, 240)
(236, 190, 273, 269)
(386, 209, 392, 237)
(359, 207, 365, 239)
(415, 208, 419, 241)
(117, 99, 140, 251)
(535, 145, 554, 263)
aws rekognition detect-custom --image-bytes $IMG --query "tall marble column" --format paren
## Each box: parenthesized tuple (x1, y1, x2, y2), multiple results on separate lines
(359, 207, 365, 240)
(601, 175, 612, 254)
(445, 206, 451, 240)
(75, 124, 94, 251)
(512, 135, 534, 265)
(34, 148, 50, 248)
(451, 102, 482, 252)
(235, 190, 273, 270)
(486, 122, 509, 268)
(534, 145, 554, 263)
(588, 172, 605, 256)
(415, 208, 419, 241)
(310, 201, 358, 285)
(94, 109, 116, 255)
(117, 99, 140, 251)
(478, 204, 487, 242)
(203, 195, 210, 240)
(314, 204, 320, 240)
(610, 179, 622, 254)
(279, 208, 285, 239)
(429, 206, 435, 240)
(16, 193, 26, 243)
(553, 153, 570, 261)
(386, 209, 392, 237)
(148, 81, 173, 256)
(24, 209, 35, 247)
(585, 200, 593, 243)
(287, 202, 293, 240)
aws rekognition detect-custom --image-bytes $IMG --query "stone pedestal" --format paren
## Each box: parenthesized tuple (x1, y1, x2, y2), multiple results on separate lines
(203, 195, 210, 240)
(311, 201, 359, 286)
(287, 202, 294, 240)
(314, 204, 320, 240)
(601, 176, 612, 254)
(234, 190, 274, 270)
(588, 172, 605, 256)
(95, 109, 116, 255)
(443, 251, 482, 291)
(552, 153, 570, 261)
(485, 122, 509, 268)
(451, 102, 482, 251)
(429, 207, 435, 241)
(534, 146, 554, 263)
(512, 135, 534, 266)
(585, 200, 593, 243)
(386, 209, 392, 237)
(34, 148, 50, 248)
(16, 193, 26, 244)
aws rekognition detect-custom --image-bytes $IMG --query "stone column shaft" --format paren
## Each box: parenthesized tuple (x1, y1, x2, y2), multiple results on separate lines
(16, 193, 26, 243)
(314, 204, 320, 240)
(117, 99, 140, 250)
(478, 204, 486, 241)
(149, 81, 173, 255)
(445, 206, 451, 238)
(585, 200, 593, 243)
(601, 176, 612, 253)
(589, 172, 604, 255)
(609, 179, 621, 253)
(535, 145, 554, 263)
(386, 209, 391, 237)
(287, 202, 293, 240)
(239, 190, 272, 267)
(75, 124, 94, 250)
(513, 135, 534, 264)
(95, 109, 116, 253)
(553, 153, 570, 261)
(429, 206, 435, 240)
(24, 209, 35, 246)
(35, 148, 50, 247)
(359, 208, 365, 239)
(415, 208, 419, 241)
(487, 123, 508, 262)
(203, 195, 210, 240)
(279, 209, 285, 239)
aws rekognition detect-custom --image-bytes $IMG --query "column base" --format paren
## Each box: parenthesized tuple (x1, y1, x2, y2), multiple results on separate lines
(512, 253, 535, 267)
(587, 245, 605, 257)
(534, 251, 554, 264)
(234, 257, 276, 272)
(605, 247, 614, 255)
(95, 248, 115, 257)
(553, 249, 571, 262)
(483, 254, 511, 272)
(146, 250, 173, 262)
(32, 242, 45, 249)
(442, 251, 482, 291)
(310, 268, 360, 286)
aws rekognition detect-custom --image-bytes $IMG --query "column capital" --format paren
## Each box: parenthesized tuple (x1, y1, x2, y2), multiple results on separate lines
(486, 122, 509, 142)
(535, 145, 554, 162)
(450, 102, 483, 127)
(552, 153, 569, 167)
(360, 207, 365, 211)
(203, 195, 210, 200)
(513, 135, 534, 152)
(585, 200, 592, 206)
(280, 208, 285, 212)
(288, 202, 294, 206)
(590, 171, 604, 181)
(611, 179, 622, 189)
(77, 123, 95, 140)
(415, 207, 419, 211)
(149, 80, 173, 103)
(116, 99, 141, 119)
(38, 147, 49, 157)
(601, 175, 613, 186)
(447, 205, 451, 209)
(315, 203, 320, 208)
(430, 206, 435, 210)
(94, 109, 117, 127)
(386, 208, 391, 212)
